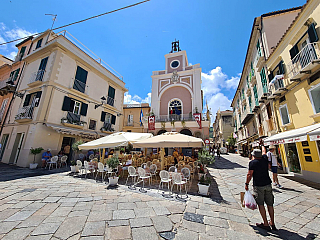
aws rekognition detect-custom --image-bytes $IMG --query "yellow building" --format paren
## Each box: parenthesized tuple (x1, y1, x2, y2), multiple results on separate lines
(122, 103, 150, 133)
(264, 0, 320, 183)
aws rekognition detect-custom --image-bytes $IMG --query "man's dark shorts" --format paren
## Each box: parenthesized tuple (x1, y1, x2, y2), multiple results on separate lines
(253, 184, 274, 206)
(271, 166, 278, 173)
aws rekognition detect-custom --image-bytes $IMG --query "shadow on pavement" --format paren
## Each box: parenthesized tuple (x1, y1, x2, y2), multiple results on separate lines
(272, 187, 303, 193)
(0, 162, 70, 182)
(251, 225, 318, 240)
(211, 156, 246, 169)
(282, 176, 320, 191)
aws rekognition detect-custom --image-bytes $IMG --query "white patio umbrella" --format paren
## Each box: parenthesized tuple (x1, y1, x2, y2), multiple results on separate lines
(132, 132, 204, 169)
(78, 132, 153, 150)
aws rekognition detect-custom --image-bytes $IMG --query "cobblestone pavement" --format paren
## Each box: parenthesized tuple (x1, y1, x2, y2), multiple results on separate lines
(0, 154, 320, 240)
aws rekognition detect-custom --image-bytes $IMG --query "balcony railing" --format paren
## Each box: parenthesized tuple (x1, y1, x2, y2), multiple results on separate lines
(106, 96, 114, 107)
(288, 42, 320, 80)
(15, 105, 34, 120)
(155, 114, 207, 122)
(72, 79, 87, 94)
(125, 122, 134, 126)
(269, 75, 286, 95)
(101, 122, 114, 132)
(29, 70, 45, 84)
(61, 111, 87, 126)
(266, 117, 275, 132)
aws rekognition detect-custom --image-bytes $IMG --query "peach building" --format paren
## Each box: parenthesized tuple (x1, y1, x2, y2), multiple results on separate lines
(147, 41, 210, 142)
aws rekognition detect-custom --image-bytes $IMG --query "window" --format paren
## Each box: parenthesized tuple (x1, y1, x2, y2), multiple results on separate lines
(248, 95, 252, 112)
(89, 120, 96, 130)
(308, 83, 320, 114)
(268, 60, 285, 81)
(128, 115, 133, 126)
(107, 86, 115, 106)
(23, 91, 42, 107)
(100, 111, 116, 124)
(35, 38, 43, 49)
(73, 66, 88, 93)
(35, 57, 48, 82)
(279, 104, 290, 125)
(169, 99, 182, 120)
(73, 101, 81, 115)
(253, 85, 258, 106)
(256, 40, 261, 57)
(18, 46, 26, 61)
(251, 61, 254, 77)
(8, 68, 20, 83)
(260, 68, 268, 93)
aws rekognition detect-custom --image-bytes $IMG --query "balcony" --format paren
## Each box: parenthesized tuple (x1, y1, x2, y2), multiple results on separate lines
(125, 122, 134, 127)
(29, 70, 45, 86)
(61, 112, 86, 129)
(15, 105, 34, 122)
(106, 96, 115, 107)
(266, 117, 276, 132)
(256, 53, 265, 72)
(288, 42, 320, 81)
(268, 75, 287, 98)
(72, 79, 88, 95)
(0, 77, 15, 94)
(155, 113, 209, 123)
(101, 122, 114, 133)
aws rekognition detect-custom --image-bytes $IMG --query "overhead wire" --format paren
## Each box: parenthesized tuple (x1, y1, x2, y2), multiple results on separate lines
(0, 0, 150, 46)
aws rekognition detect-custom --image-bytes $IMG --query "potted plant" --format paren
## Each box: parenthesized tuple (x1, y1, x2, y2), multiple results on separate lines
(70, 160, 78, 172)
(29, 147, 44, 169)
(198, 149, 215, 169)
(198, 164, 206, 180)
(106, 155, 120, 185)
(198, 175, 211, 195)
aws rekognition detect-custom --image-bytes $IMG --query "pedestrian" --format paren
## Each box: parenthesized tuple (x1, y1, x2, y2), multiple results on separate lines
(245, 148, 277, 231)
(267, 145, 282, 188)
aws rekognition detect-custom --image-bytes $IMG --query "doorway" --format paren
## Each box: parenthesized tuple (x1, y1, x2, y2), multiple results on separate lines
(9, 133, 25, 164)
(0, 134, 9, 161)
(285, 143, 301, 173)
(61, 137, 75, 164)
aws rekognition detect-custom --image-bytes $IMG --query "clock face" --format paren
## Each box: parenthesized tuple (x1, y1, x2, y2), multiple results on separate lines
(171, 60, 180, 69)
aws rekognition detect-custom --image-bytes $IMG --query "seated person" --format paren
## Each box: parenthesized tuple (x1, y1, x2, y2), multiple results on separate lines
(42, 149, 53, 168)
(139, 151, 144, 158)
(87, 149, 94, 159)
(119, 150, 125, 160)
(119, 155, 132, 174)
(108, 149, 114, 159)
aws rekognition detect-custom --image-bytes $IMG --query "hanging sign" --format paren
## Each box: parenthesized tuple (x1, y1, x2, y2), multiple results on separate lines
(193, 113, 202, 129)
(148, 116, 155, 131)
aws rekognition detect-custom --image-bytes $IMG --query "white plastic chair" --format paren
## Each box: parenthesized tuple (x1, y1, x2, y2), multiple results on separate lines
(149, 164, 157, 184)
(137, 167, 151, 193)
(181, 167, 191, 187)
(168, 166, 176, 172)
(159, 170, 172, 197)
(83, 161, 95, 178)
(146, 161, 152, 168)
(60, 156, 68, 168)
(47, 156, 58, 170)
(171, 172, 188, 199)
(126, 166, 138, 189)
(76, 160, 83, 174)
(95, 162, 106, 181)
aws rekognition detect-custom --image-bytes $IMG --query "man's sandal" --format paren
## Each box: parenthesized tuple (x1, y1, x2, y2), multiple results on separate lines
(256, 223, 271, 231)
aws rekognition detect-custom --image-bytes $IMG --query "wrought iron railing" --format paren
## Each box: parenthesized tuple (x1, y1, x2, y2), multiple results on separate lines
(15, 105, 34, 120)
(288, 42, 320, 79)
(72, 79, 87, 94)
(106, 96, 114, 107)
(269, 75, 285, 94)
(29, 70, 45, 84)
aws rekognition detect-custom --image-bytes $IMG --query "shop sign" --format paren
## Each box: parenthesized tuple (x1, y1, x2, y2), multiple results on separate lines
(148, 116, 155, 131)
(309, 134, 320, 141)
(193, 113, 202, 129)
(266, 136, 308, 146)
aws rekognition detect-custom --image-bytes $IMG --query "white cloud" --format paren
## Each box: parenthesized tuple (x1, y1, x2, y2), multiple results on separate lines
(124, 92, 151, 105)
(6, 51, 17, 60)
(201, 67, 239, 123)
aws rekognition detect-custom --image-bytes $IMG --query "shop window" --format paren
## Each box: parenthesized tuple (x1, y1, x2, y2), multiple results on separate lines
(279, 104, 290, 125)
(89, 120, 96, 130)
(308, 83, 320, 114)
(285, 143, 301, 173)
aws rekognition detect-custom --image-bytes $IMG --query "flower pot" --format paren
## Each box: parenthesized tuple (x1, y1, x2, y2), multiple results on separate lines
(198, 173, 205, 180)
(70, 165, 79, 173)
(108, 176, 119, 186)
(198, 183, 210, 195)
(29, 163, 38, 169)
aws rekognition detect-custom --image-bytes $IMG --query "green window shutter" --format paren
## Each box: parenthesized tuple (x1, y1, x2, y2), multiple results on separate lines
(289, 45, 299, 60)
(62, 96, 71, 111)
(308, 23, 319, 43)
(256, 40, 261, 56)
(279, 60, 285, 74)
(20, 46, 26, 58)
(108, 86, 115, 99)
(80, 103, 88, 116)
(39, 57, 48, 71)
(13, 68, 20, 82)
(23, 94, 31, 107)
(101, 111, 106, 122)
(75, 66, 88, 84)
(111, 115, 116, 125)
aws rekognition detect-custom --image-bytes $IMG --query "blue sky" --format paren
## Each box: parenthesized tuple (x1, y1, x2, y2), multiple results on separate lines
(0, 0, 306, 120)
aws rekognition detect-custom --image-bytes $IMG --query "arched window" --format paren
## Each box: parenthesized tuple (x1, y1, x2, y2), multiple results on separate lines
(169, 99, 182, 120)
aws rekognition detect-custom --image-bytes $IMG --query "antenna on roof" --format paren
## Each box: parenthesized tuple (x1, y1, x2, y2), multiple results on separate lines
(45, 14, 57, 44)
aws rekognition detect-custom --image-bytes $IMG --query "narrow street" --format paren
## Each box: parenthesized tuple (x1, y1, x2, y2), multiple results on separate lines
(0, 154, 319, 240)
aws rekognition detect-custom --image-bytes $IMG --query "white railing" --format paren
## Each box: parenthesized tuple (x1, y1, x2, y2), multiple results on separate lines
(288, 42, 320, 79)
(29, 70, 45, 84)
(155, 113, 208, 122)
(269, 75, 285, 94)
(15, 105, 34, 120)
(56, 30, 123, 81)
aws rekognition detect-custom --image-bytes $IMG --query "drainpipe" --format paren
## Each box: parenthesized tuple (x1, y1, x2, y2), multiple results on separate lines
(0, 62, 26, 137)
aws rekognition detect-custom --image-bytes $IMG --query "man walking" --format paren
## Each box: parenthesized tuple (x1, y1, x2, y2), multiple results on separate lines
(267, 145, 282, 188)
(245, 148, 277, 231)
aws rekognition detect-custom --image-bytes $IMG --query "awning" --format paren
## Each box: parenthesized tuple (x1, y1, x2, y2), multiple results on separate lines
(250, 141, 260, 147)
(264, 123, 320, 145)
(46, 123, 107, 139)
(237, 139, 247, 145)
